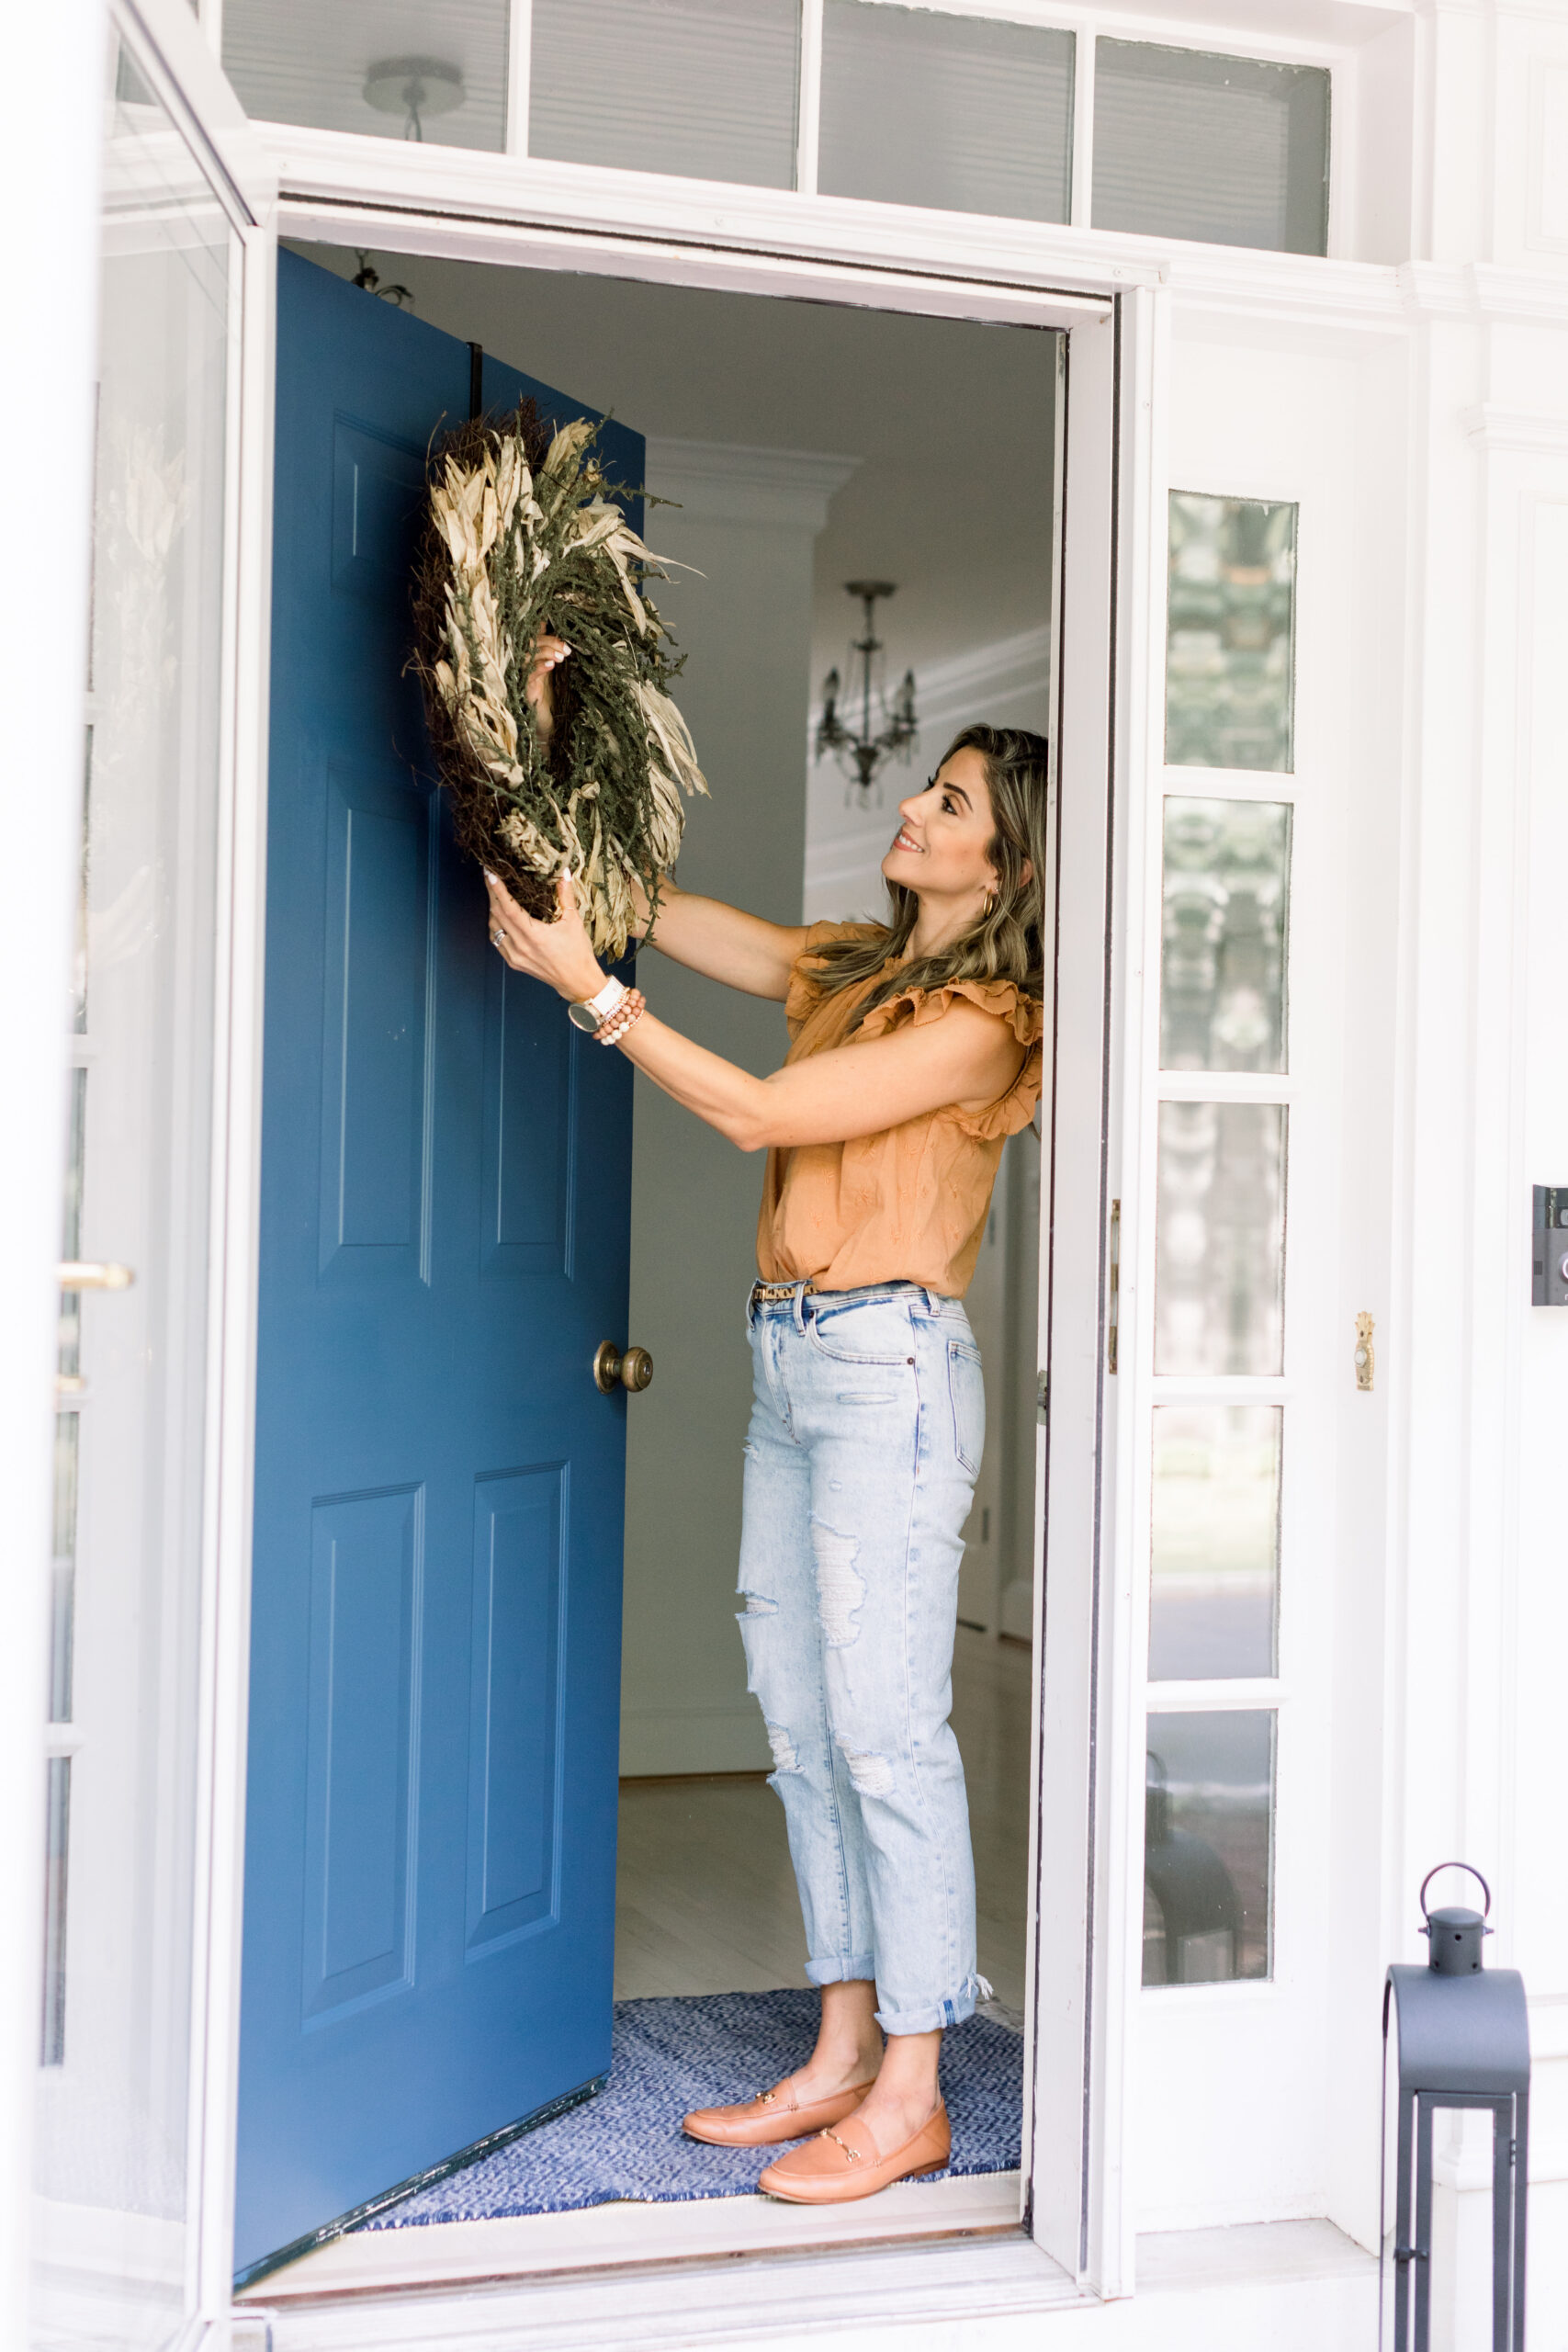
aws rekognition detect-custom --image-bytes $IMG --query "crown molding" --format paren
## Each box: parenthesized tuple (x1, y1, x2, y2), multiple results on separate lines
(1400, 259, 1568, 322)
(1459, 402, 1568, 452)
(643, 439, 859, 531)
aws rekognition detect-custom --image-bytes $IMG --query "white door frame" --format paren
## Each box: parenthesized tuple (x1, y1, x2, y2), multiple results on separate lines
(247, 188, 1153, 2307)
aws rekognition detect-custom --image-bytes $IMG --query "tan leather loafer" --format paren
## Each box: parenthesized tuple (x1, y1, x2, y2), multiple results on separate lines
(682, 2075, 878, 2148)
(757, 2100, 951, 2202)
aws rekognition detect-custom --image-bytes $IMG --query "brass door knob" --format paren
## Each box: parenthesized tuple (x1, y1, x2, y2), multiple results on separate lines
(593, 1341, 653, 1395)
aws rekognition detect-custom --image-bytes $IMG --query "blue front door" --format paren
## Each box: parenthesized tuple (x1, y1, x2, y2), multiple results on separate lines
(236, 252, 640, 2283)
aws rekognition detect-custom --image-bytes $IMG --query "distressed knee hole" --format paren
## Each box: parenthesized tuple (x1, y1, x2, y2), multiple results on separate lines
(811, 1520, 865, 1648)
(740, 1592, 778, 1617)
(765, 1722, 800, 1773)
(835, 1738, 894, 1798)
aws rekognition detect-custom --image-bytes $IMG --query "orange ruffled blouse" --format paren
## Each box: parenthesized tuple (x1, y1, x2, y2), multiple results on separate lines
(755, 922, 1044, 1300)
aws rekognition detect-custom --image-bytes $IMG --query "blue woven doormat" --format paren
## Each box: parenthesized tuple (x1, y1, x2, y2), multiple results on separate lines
(362, 1988, 1022, 2226)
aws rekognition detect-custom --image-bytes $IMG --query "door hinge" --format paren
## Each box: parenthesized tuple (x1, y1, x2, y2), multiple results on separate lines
(1036, 1370, 1049, 1425)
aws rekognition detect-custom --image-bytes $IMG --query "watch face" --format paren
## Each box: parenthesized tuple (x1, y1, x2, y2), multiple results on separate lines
(567, 1000, 602, 1032)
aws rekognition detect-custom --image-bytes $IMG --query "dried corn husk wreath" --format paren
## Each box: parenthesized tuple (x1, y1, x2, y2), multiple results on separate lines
(412, 401, 705, 957)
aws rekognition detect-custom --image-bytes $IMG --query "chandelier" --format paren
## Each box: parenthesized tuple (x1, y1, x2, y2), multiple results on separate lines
(815, 581, 918, 805)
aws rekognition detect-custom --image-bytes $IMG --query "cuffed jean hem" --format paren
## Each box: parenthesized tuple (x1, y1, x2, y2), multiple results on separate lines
(805, 1952, 877, 1989)
(875, 1973, 993, 2037)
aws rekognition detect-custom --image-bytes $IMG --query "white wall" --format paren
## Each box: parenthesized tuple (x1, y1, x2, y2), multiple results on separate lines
(618, 441, 854, 1776)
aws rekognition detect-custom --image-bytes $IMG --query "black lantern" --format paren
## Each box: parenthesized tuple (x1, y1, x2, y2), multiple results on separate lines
(1382, 1863, 1529, 2352)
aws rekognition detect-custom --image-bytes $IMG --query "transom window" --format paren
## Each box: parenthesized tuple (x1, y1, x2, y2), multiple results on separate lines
(219, 1, 1332, 257)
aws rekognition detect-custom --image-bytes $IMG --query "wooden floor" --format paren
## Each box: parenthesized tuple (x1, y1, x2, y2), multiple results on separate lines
(615, 1626, 1034, 2013)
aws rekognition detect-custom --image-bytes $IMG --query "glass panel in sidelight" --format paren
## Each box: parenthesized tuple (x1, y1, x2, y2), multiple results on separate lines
(51, 1415, 80, 1725)
(531, 0, 800, 189)
(33, 32, 231, 2339)
(1150, 1406, 1280, 1680)
(223, 0, 510, 151)
(819, 3, 1073, 222)
(40, 1759, 72, 2066)
(1154, 1101, 1287, 1375)
(1166, 493, 1297, 774)
(59, 1069, 85, 1382)
(1160, 797, 1292, 1073)
(1093, 40, 1329, 255)
(1144, 1710, 1274, 1984)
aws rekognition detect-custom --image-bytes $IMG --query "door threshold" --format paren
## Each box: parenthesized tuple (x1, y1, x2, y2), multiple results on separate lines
(237, 2168, 1023, 2301)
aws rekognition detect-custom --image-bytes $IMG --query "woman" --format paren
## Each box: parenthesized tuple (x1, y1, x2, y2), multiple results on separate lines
(485, 635, 1047, 2207)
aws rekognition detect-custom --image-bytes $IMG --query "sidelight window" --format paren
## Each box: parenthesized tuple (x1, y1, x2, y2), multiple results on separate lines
(1144, 492, 1301, 1990)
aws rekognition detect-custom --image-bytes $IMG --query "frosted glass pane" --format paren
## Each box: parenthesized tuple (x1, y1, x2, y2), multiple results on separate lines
(1093, 40, 1329, 254)
(1145, 1712, 1274, 1984)
(224, 0, 509, 150)
(1155, 1102, 1286, 1375)
(1150, 1406, 1280, 1680)
(531, 0, 800, 189)
(820, 4, 1073, 222)
(1161, 798, 1291, 1072)
(1167, 492, 1297, 773)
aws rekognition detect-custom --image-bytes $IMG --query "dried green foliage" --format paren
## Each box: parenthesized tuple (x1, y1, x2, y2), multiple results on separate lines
(412, 402, 705, 955)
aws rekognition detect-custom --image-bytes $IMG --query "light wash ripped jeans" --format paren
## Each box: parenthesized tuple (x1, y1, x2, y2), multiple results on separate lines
(738, 1279, 988, 2036)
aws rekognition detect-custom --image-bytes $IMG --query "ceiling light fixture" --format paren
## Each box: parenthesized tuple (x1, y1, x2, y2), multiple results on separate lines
(815, 582, 918, 806)
(363, 56, 465, 142)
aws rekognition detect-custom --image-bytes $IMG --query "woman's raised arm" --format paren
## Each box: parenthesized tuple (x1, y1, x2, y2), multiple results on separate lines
(483, 873, 1022, 1151)
(622, 995, 1021, 1152)
(629, 876, 808, 1002)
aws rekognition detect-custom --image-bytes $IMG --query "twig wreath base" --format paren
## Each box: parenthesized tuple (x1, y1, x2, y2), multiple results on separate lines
(412, 401, 705, 956)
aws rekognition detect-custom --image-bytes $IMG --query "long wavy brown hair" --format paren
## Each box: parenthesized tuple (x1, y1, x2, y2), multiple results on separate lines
(808, 723, 1051, 1032)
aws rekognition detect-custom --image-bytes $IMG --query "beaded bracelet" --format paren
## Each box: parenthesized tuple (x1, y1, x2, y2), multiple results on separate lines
(594, 987, 647, 1046)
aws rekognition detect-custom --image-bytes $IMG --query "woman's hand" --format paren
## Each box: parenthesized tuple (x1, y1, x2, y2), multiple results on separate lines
(524, 631, 571, 743)
(484, 869, 605, 1003)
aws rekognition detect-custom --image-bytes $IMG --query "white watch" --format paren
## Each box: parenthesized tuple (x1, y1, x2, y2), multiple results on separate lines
(567, 976, 626, 1034)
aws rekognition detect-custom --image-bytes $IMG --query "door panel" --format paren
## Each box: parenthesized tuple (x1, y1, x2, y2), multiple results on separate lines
(237, 252, 637, 2281)
(466, 1464, 565, 1949)
(318, 760, 436, 1275)
(302, 1487, 421, 2021)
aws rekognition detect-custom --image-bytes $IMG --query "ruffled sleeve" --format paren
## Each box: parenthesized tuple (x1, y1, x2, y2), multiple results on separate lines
(859, 977, 1045, 1139)
(784, 922, 887, 1035)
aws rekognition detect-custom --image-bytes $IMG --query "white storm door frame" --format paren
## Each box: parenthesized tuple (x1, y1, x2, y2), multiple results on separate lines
(1029, 283, 1162, 2301)
(235, 131, 1152, 2300)
(259, 190, 1152, 2304)
(100, 1, 278, 2337)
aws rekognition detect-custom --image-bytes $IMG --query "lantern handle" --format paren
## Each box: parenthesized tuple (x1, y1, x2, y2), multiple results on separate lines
(1418, 1860, 1492, 1921)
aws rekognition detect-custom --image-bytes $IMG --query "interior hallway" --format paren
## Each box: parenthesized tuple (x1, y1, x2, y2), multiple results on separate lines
(615, 1627, 1033, 2017)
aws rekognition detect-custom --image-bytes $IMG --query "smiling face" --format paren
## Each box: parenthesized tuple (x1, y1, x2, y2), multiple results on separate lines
(881, 748, 1000, 911)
